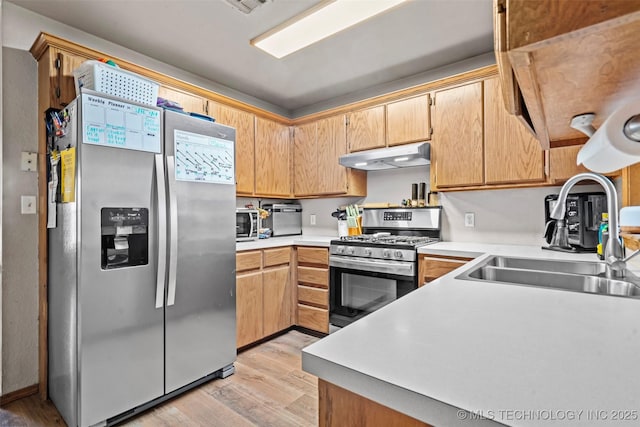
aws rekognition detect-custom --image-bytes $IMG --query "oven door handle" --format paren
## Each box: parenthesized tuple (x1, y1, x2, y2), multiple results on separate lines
(330, 255, 415, 276)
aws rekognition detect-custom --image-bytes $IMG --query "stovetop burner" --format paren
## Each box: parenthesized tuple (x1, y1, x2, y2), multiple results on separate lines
(337, 233, 439, 247)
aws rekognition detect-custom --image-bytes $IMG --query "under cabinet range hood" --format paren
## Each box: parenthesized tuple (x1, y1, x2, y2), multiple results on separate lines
(339, 142, 430, 170)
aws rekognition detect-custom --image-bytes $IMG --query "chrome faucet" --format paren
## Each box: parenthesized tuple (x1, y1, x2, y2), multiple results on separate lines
(550, 172, 625, 278)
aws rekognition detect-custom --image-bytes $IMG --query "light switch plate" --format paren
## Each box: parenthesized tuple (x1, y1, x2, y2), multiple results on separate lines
(21, 152, 37, 172)
(310, 214, 317, 225)
(21, 195, 37, 214)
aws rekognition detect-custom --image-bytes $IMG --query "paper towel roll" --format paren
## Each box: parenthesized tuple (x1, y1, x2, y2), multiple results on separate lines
(577, 99, 640, 173)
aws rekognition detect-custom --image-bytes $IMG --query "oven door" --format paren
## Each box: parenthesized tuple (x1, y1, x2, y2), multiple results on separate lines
(329, 255, 417, 328)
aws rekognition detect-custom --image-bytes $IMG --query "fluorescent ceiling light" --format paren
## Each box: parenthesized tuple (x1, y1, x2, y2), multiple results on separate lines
(251, 0, 409, 59)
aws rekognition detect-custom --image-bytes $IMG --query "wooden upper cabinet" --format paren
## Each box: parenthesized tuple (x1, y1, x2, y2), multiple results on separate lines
(158, 86, 207, 115)
(255, 117, 291, 197)
(294, 122, 318, 196)
(497, 0, 640, 148)
(43, 48, 90, 109)
(432, 82, 484, 188)
(210, 103, 256, 195)
(386, 94, 431, 146)
(317, 115, 348, 194)
(347, 105, 385, 152)
(483, 77, 545, 184)
(548, 145, 591, 184)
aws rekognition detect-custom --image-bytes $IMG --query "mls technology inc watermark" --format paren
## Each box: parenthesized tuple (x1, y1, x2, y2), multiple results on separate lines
(456, 409, 639, 423)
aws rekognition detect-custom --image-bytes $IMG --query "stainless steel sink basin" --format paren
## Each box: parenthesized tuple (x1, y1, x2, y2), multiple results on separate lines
(456, 256, 640, 299)
(485, 256, 607, 276)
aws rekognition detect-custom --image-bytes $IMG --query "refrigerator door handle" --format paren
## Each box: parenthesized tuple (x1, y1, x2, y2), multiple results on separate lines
(155, 154, 167, 309)
(166, 155, 179, 306)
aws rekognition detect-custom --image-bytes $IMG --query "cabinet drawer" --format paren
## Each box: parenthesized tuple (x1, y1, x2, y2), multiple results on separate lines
(298, 285, 328, 308)
(263, 246, 291, 267)
(297, 266, 328, 288)
(297, 247, 329, 266)
(297, 304, 329, 334)
(237, 250, 262, 272)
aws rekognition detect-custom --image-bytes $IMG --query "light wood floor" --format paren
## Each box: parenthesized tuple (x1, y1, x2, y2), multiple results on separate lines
(0, 330, 320, 427)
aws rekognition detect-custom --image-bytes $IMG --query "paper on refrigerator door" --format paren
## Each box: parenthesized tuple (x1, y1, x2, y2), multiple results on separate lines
(48, 151, 60, 228)
(60, 147, 76, 203)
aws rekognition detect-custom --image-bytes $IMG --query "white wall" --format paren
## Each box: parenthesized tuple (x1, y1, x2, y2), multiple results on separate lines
(1, 47, 39, 394)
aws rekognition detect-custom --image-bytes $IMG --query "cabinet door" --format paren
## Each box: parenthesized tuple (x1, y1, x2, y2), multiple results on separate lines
(432, 82, 484, 188)
(263, 265, 292, 336)
(318, 115, 348, 194)
(293, 121, 318, 196)
(48, 49, 90, 108)
(211, 103, 255, 195)
(418, 255, 473, 286)
(483, 78, 545, 184)
(347, 106, 386, 152)
(548, 145, 590, 184)
(158, 86, 207, 115)
(386, 94, 431, 146)
(236, 271, 263, 348)
(255, 117, 291, 197)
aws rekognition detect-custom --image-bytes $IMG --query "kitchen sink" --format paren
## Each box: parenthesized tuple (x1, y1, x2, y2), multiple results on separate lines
(456, 256, 640, 298)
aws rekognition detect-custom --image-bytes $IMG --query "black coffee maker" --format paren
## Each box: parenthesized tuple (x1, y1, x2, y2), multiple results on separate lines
(544, 192, 607, 252)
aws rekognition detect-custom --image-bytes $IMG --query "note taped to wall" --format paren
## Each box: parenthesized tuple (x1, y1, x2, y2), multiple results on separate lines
(61, 147, 76, 203)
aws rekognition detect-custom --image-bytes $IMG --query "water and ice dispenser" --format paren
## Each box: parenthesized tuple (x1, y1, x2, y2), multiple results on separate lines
(101, 208, 149, 269)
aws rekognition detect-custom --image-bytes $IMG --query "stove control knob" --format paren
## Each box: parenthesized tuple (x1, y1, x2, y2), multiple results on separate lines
(395, 250, 403, 258)
(347, 247, 355, 255)
(364, 248, 373, 256)
(383, 249, 391, 258)
(336, 246, 345, 254)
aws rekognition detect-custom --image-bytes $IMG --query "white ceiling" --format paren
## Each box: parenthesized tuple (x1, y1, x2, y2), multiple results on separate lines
(9, 0, 494, 114)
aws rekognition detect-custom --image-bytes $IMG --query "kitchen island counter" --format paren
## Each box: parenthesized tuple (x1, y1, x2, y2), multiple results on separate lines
(303, 243, 640, 426)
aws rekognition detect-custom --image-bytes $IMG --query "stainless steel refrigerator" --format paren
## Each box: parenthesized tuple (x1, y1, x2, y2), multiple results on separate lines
(48, 90, 237, 427)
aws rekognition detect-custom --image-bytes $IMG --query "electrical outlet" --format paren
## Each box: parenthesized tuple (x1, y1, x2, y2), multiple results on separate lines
(21, 195, 37, 214)
(464, 212, 475, 228)
(310, 214, 316, 225)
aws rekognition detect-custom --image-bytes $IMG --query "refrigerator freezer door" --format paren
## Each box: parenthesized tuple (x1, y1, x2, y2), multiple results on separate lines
(78, 141, 164, 426)
(163, 110, 237, 393)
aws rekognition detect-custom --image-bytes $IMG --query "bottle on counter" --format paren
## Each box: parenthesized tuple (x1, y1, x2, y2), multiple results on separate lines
(597, 212, 609, 260)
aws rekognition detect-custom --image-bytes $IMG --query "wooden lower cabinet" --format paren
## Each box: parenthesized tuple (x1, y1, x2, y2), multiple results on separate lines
(418, 254, 474, 286)
(236, 248, 293, 348)
(263, 265, 292, 336)
(236, 271, 263, 348)
(319, 380, 431, 427)
(296, 247, 330, 334)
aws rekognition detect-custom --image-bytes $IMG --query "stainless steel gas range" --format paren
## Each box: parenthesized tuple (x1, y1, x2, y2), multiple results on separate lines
(329, 207, 442, 328)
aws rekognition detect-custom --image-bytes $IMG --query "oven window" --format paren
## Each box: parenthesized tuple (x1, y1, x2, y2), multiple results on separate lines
(330, 266, 416, 328)
(341, 273, 396, 312)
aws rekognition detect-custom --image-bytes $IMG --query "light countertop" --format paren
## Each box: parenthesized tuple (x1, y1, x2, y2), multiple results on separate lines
(302, 242, 640, 426)
(236, 234, 335, 251)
